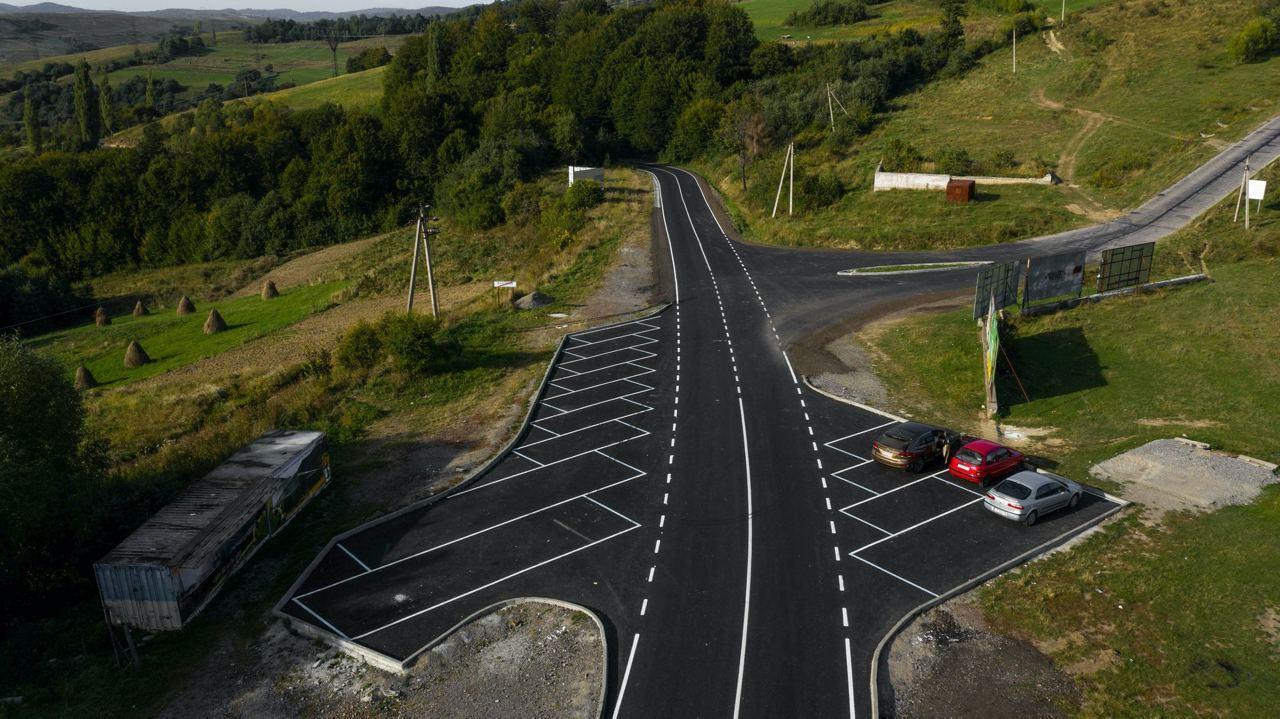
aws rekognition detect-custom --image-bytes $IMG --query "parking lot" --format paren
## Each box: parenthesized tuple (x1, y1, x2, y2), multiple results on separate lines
(278, 314, 669, 664)
(818, 419, 1120, 599)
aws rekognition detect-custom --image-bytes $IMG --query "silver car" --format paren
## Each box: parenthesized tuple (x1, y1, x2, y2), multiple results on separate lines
(983, 470, 1083, 526)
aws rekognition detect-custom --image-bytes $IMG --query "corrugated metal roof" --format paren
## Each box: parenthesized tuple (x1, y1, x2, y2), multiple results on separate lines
(100, 429, 324, 567)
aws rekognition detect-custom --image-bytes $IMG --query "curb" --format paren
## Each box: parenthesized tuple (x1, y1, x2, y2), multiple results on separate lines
(801, 375, 908, 423)
(866, 494, 1130, 718)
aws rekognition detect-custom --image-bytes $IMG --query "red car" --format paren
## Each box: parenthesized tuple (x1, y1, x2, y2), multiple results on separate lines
(948, 439, 1025, 485)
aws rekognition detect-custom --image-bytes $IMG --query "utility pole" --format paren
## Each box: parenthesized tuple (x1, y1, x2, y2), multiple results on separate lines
(827, 83, 835, 132)
(772, 142, 795, 218)
(1061, 0, 1066, 25)
(1012, 25, 1017, 74)
(406, 205, 441, 318)
(1234, 156, 1251, 228)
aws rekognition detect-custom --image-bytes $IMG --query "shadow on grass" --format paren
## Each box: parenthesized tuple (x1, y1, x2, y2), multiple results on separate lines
(1001, 327, 1107, 408)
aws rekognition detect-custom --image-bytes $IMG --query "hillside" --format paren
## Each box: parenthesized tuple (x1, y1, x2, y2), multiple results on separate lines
(0, 9, 257, 66)
(707, 0, 1280, 250)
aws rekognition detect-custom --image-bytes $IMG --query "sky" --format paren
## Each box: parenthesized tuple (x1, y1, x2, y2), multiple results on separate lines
(5, 1, 476, 10)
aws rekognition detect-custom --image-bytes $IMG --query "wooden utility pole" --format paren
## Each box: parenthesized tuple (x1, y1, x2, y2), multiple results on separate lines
(1061, 0, 1066, 24)
(1012, 26, 1017, 74)
(1234, 156, 1251, 228)
(406, 205, 440, 317)
(827, 83, 835, 131)
(772, 143, 795, 218)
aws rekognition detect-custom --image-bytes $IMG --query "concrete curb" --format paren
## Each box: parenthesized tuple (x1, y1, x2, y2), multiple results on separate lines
(801, 375, 908, 423)
(866, 494, 1130, 718)
(837, 261, 991, 277)
(272, 304, 671, 688)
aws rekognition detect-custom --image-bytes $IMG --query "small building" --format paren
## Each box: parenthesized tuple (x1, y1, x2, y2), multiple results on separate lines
(568, 165, 604, 185)
(946, 179, 976, 204)
(95, 430, 329, 632)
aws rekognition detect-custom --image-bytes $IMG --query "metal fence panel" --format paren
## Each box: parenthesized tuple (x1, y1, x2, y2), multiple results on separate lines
(973, 260, 1023, 320)
(1097, 241, 1154, 292)
(1024, 251, 1086, 307)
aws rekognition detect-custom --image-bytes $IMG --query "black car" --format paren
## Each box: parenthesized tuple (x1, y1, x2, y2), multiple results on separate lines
(871, 422, 970, 472)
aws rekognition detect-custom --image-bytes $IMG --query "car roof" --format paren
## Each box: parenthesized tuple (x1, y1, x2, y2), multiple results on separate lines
(1003, 470, 1061, 489)
(960, 438, 1003, 453)
(895, 422, 936, 436)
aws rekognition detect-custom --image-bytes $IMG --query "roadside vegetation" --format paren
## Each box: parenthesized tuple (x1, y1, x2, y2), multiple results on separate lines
(0, 166, 651, 717)
(862, 149, 1280, 719)
(707, 0, 1280, 250)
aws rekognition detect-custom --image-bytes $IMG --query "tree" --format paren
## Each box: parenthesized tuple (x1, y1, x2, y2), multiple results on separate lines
(145, 70, 155, 110)
(721, 95, 766, 193)
(940, 0, 968, 49)
(23, 92, 42, 155)
(98, 71, 114, 135)
(1227, 17, 1278, 63)
(72, 60, 100, 148)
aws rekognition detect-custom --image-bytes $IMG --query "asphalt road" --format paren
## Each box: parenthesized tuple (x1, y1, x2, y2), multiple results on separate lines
(276, 119, 1280, 717)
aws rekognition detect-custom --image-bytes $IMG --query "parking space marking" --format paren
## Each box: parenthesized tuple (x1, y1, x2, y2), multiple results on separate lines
(292, 598, 350, 640)
(849, 555, 938, 598)
(556, 353, 658, 378)
(572, 318, 660, 338)
(350, 520, 642, 641)
(512, 450, 545, 467)
(848, 498, 984, 556)
(521, 408, 652, 447)
(543, 368, 656, 400)
(839, 470, 950, 513)
(336, 543, 371, 572)
(846, 513, 892, 536)
(558, 336, 659, 363)
(541, 391, 650, 419)
(824, 420, 897, 448)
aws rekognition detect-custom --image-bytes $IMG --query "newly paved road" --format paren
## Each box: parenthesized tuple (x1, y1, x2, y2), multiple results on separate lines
(277, 118, 1279, 716)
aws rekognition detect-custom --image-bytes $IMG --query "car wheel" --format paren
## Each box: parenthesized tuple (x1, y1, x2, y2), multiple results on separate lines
(908, 458, 923, 473)
(1025, 510, 1038, 527)
(1069, 493, 1080, 509)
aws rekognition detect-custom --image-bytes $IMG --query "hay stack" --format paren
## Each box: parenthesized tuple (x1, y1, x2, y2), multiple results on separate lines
(203, 309, 227, 335)
(176, 295, 196, 315)
(124, 340, 151, 368)
(261, 280, 279, 299)
(74, 365, 97, 390)
(94, 306, 110, 327)
(132, 300, 149, 317)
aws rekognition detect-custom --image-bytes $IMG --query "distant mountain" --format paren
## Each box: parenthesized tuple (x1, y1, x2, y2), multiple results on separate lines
(0, 4, 463, 19)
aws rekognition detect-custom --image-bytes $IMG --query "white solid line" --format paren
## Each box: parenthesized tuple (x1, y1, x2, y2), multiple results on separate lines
(336, 543, 371, 572)
(559, 340, 657, 365)
(582, 495, 642, 528)
(568, 328, 659, 348)
(845, 637, 856, 719)
(658, 168, 714, 273)
(781, 349, 799, 384)
(351, 525, 640, 640)
(538, 391, 651, 419)
(640, 598, 648, 616)
(849, 554, 939, 597)
(845, 513, 892, 536)
(595, 449, 648, 478)
(648, 169, 681, 305)
(612, 633, 641, 719)
(521, 409, 651, 447)
(532, 422, 562, 437)
(732, 396, 755, 719)
(572, 317, 660, 338)
(842, 607, 849, 627)
(543, 368, 655, 399)
(849, 499, 984, 556)
(458, 435, 644, 496)
(825, 420, 898, 446)
(832, 473, 879, 496)
(512, 450, 544, 467)
(842, 471, 947, 511)
(292, 598, 350, 640)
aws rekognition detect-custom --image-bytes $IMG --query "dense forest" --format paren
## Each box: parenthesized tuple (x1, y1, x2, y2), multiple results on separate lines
(0, 0, 994, 333)
(243, 13, 437, 43)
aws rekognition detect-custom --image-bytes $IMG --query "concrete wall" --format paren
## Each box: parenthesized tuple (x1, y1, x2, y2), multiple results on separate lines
(872, 162, 1059, 191)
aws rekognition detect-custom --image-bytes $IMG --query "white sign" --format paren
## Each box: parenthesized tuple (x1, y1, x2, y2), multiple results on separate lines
(1248, 179, 1267, 201)
(568, 165, 604, 185)
(492, 280, 517, 288)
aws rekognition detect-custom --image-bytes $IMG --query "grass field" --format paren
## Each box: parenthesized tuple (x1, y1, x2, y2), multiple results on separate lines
(243, 63, 388, 111)
(27, 281, 342, 388)
(740, 0, 943, 42)
(102, 34, 405, 92)
(712, 0, 1280, 251)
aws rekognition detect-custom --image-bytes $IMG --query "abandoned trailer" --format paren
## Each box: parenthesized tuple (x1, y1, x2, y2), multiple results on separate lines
(94, 430, 330, 635)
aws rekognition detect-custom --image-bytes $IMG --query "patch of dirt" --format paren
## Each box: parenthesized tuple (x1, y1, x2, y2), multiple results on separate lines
(1259, 607, 1280, 659)
(158, 602, 602, 719)
(888, 595, 1080, 718)
(1091, 438, 1279, 515)
(1134, 417, 1223, 428)
(1045, 30, 1067, 56)
(230, 234, 388, 299)
(800, 293, 968, 414)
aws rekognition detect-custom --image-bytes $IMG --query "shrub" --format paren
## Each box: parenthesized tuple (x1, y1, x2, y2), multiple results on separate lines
(336, 320, 383, 372)
(935, 147, 974, 176)
(663, 98, 724, 162)
(501, 181, 543, 225)
(1087, 149, 1151, 189)
(564, 179, 605, 211)
(1227, 18, 1278, 63)
(800, 171, 845, 210)
(882, 138, 923, 172)
(786, 0, 869, 27)
(380, 313, 457, 375)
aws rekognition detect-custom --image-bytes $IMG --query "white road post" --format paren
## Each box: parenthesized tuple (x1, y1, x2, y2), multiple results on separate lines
(771, 143, 792, 218)
(788, 142, 794, 216)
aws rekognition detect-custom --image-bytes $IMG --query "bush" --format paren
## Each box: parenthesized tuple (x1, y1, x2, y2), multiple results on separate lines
(786, 0, 869, 28)
(501, 181, 543, 225)
(800, 171, 845, 210)
(336, 320, 383, 372)
(346, 46, 392, 74)
(380, 313, 454, 375)
(1087, 149, 1151, 189)
(1227, 18, 1278, 63)
(564, 179, 605, 211)
(663, 98, 724, 162)
(882, 138, 924, 172)
(934, 147, 974, 175)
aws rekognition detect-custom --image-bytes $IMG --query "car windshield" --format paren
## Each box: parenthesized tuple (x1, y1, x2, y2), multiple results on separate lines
(993, 479, 1031, 500)
(956, 448, 983, 464)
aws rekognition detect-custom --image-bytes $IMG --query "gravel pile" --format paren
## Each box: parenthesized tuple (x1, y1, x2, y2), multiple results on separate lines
(1092, 438, 1278, 513)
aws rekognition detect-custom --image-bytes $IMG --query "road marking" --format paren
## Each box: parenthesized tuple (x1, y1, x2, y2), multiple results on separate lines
(841, 471, 948, 511)
(647, 169, 681, 305)
(845, 637, 856, 719)
(553, 518, 593, 542)
(732, 396, 755, 719)
(838, 574, 845, 592)
(521, 409, 652, 448)
(458, 435, 648, 496)
(611, 633, 640, 719)
(825, 497, 832, 510)
(850, 554, 939, 597)
(640, 598, 648, 616)
(821, 477, 828, 489)
(654, 539, 662, 554)
(849, 499, 984, 556)
(659, 514, 666, 528)
(842, 607, 849, 627)
(648, 566, 655, 582)
(825, 420, 898, 447)
(845, 513, 892, 536)
(781, 349, 799, 384)
(833, 546, 841, 561)
(291, 598, 350, 640)
(350, 524, 641, 641)
(512, 450, 544, 467)
(595, 450, 648, 478)
(543, 369, 656, 400)
(582, 494, 642, 526)
(336, 543, 371, 572)
(829, 520, 837, 535)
